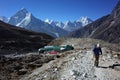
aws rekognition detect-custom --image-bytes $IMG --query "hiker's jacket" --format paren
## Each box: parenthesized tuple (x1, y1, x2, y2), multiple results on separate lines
(93, 46, 102, 55)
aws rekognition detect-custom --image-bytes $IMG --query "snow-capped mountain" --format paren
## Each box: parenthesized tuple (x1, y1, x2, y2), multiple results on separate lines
(8, 8, 29, 26)
(45, 19, 64, 28)
(76, 17, 93, 26)
(62, 17, 92, 31)
(8, 8, 68, 38)
(1, 8, 92, 36)
(63, 21, 75, 31)
(0, 16, 9, 23)
(45, 19, 57, 27)
(45, 17, 92, 32)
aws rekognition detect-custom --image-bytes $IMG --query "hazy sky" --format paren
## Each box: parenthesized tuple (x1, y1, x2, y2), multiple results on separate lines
(0, 0, 119, 22)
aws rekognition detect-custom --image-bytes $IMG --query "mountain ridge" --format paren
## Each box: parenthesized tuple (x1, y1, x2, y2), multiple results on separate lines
(68, 0, 120, 43)
(6, 8, 68, 38)
(0, 8, 92, 33)
(45, 17, 92, 32)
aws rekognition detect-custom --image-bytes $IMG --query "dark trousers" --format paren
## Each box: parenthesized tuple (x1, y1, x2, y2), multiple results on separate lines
(94, 54, 99, 66)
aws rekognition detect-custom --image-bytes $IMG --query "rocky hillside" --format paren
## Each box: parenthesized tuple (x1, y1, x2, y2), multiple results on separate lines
(69, 0, 120, 43)
(0, 20, 53, 55)
(1, 38, 120, 80)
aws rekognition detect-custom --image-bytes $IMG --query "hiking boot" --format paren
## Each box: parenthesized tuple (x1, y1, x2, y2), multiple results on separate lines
(94, 64, 98, 67)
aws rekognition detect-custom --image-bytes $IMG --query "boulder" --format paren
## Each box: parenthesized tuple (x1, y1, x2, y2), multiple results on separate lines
(17, 69, 27, 75)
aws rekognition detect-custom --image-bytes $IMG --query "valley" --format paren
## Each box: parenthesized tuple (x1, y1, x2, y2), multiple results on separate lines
(0, 0, 120, 80)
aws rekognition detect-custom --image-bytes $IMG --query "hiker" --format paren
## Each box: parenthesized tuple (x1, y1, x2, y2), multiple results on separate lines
(92, 44, 102, 67)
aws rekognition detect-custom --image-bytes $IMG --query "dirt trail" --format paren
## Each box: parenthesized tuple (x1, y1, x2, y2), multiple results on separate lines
(1, 38, 120, 80)
(2, 38, 119, 80)
(21, 48, 120, 80)
(57, 50, 120, 80)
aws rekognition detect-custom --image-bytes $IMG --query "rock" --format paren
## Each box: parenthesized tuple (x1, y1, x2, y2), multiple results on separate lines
(114, 66, 120, 71)
(71, 57, 75, 61)
(27, 62, 42, 70)
(107, 54, 112, 59)
(109, 65, 114, 69)
(54, 68, 58, 71)
(35, 64, 42, 67)
(70, 70, 74, 75)
(113, 55, 118, 58)
(17, 69, 27, 75)
(79, 51, 82, 53)
(73, 75, 76, 78)
(94, 75, 97, 78)
(14, 63, 23, 70)
(56, 55, 61, 58)
(117, 54, 120, 59)
(82, 73, 88, 78)
(112, 64, 120, 71)
(35, 78, 41, 80)
(0, 55, 6, 63)
(44, 74, 47, 78)
(27, 63, 37, 69)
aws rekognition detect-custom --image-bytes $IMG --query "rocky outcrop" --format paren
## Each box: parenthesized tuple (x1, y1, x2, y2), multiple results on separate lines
(0, 52, 60, 80)
(90, 0, 120, 43)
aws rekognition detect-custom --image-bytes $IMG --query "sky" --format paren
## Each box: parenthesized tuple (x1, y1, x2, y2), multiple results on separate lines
(0, 0, 119, 22)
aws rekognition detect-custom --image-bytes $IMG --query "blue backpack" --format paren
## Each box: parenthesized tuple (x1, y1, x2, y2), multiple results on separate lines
(93, 44, 100, 55)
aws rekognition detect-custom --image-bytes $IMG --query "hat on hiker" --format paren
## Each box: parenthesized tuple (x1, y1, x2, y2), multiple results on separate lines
(97, 43, 100, 47)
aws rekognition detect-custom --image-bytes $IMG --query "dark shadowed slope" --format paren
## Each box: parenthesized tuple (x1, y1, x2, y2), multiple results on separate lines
(69, 0, 120, 43)
(90, 0, 120, 43)
(0, 20, 53, 55)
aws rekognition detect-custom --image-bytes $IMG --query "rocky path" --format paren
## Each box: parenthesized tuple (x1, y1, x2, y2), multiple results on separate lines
(1, 38, 120, 80)
(60, 50, 120, 80)
(59, 50, 95, 80)
(21, 48, 120, 80)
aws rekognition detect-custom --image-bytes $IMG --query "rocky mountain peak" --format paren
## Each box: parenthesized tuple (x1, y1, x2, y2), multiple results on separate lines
(8, 8, 30, 25)
(65, 20, 72, 25)
(15, 8, 29, 18)
(20, 7, 28, 14)
(76, 17, 93, 26)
